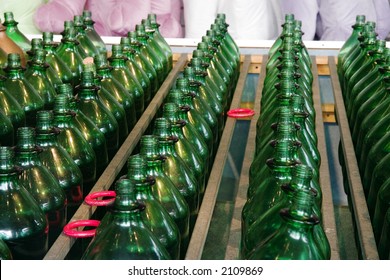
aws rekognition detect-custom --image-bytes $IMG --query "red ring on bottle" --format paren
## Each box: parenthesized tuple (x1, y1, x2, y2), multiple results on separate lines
(63, 220, 100, 238)
(227, 108, 255, 118)
(84, 191, 116, 206)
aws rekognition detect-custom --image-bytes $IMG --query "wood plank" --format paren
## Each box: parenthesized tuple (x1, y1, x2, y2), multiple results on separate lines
(311, 56, 340, 260)
(44, 54, 188, 260)
(328, 57, 379, 260)
(224, 55, 267, 260)
(185, 55, 252, 260)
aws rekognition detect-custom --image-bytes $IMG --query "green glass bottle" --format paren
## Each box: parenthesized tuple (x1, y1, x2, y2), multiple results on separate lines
(82, 178, 170, 260)
(73, 15, 99, 58)
(0, 74, 26, 135)
(94, 53, 137, 131)
(152, 117, 200, 232)
(0, 20, 26, 67)
(56, 27, 85, 87)
(183, 65, 224, 140)
(127, 31, 159, 96)
(215, 13, 240, 55)
(14, 127, 67, 247)
(134, 24, 166, 84)
(42, 32, 74, 87)
(246, 188, 327, 260)
(350, 50, 390, 140)
(24, 49, 57, 110)
(242, 165, 327, 259)
(62, 20, 88, 59)
(166, 87, 214, 163)
(268, 14, 295, 60)
(127, 154, 181, 259)
(0, 238, 12, 260)
(243, 140, 298, 232)
(0, 45, 7, 73)
(0, 108, 14, 146)
(53, 94, 97, 195)
(108, 44, 144, 120)
(373, 175, 390, 242)
(120, 37, 152, 106)
(139, 135, 190, 258)
(35, 110, 84, 219)
(82, 10, 107, 55)
(3, 53, 44, 127)
(162, 103, 206, 198)
(337, 15, 366, 85)
(177, 75, 219, 153)
(0, 146, 48, 260)
(83, 62, 128, 145)
(2, 12, 30, 53)
(165, 89, 211, 180)
(75, 71, 119, 160)
(147, 14, 173, 71)
(56, 84, 108, 177)
(377, 208, 390, 259)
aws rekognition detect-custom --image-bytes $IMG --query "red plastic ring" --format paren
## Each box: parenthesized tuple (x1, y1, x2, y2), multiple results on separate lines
(63, 220, 100, 238)
(227, 108, 255, 118)
(84, 190, 116, 206)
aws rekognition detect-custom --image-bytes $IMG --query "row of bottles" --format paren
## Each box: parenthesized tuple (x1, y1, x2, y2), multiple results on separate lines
(337, 15, 390, 259)
(74, 14, 241, 260)
(240, 14, 330, 260)
(0, 11, 174, 260)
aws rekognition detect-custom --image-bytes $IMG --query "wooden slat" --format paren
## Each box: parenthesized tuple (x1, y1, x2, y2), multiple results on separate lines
(224, 55, 267, 259)
(44, 54, 188, 260)
(185, 55, 252, 260)
(311, 56, 340, 260)
(328, 57, 379, 259)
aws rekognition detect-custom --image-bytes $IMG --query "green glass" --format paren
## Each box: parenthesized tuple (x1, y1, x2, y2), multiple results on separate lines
(152, 117, 200, 232)
(82, 10, 107, 55)
(127, 31, 159, 96)
(0, 109, 14, 146)
(139, 135, 190, 258)
(108, 44, 145, 120)
(42, 32, 74, 87)
(82, 178, 170, 260)
(377, 208, 390, 259)
(53, 94, 97, 195)
(2, 12, 31, 53)
(94, 53, 137, 131)
(268, 14, 295, 59)
(215, 14, 240, 55)
(134, 25, 165, 85)
(73, 15, 99, 58)
(14, 127, 67, 247)
(35, 110, 84, 219)
(24, 49, 57, 110)
(183, 65, 224, 140)
(162, 103, 206, 198)
(191, 51, 228, 114)
(83, 62, 128, 145)
(350, 50, 390, 139)
(0, 238, 12, 260)
(246, 189, 326, 260)
(337, 15, 366, 85)
(56, 27, 85, 87)
(75, 71, 119, 160)
(371, 157, 390, 242)
(0, 21, 26, 67)
(127, 154, 181, 259)
(0, 46, 7, 73)
(176, 75, 219, 154)
(166, 87, 214, 163)
(0, 146, 48, 260)
(0, 75, 26, 136)
(62, 20, 88, 59)
(147, 14, 173, 70)
(243, 140, 298, 233)
(121, 37, 152, 106)
(3, 53, 44, 127)
(56, 84, 108, 177)
(165, 90, 210, 180)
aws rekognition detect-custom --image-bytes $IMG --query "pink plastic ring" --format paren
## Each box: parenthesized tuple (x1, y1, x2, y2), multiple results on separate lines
(227, 108, 255, 118)
(63, 220, 100, 238)
(84, 190, 116, 206)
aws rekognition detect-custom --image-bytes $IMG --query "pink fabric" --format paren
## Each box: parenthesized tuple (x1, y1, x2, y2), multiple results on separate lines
(34, 0, 183, 37)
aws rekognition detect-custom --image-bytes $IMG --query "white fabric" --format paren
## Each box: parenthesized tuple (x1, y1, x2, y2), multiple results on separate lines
(183, 0, 218, 40)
